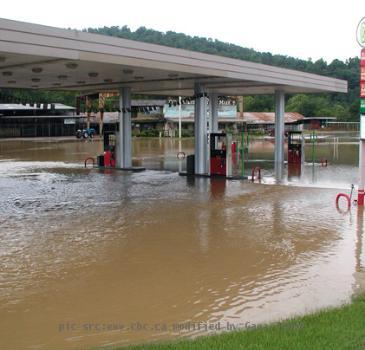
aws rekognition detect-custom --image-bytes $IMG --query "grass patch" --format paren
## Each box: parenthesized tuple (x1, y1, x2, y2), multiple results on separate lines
(102, 294, 365, 350)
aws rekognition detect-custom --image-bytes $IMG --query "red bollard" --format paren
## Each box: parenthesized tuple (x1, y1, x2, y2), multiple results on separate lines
(231, 142, 237, 154)
(358, 189, 364, 206)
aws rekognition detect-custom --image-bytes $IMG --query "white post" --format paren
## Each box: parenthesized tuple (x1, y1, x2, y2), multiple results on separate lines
(358, 48, 365, 205)
(226, 133, 232, 177)
(194, 83, 208, 175)
(117, 87, 132, 169)
(275, 90, 285, 180)
(301, 133, 305, 164)
(178, 96, 182, 139)
(209, 93, 219, 133)
(178, 98, 182, 173)
(358, 116, 365, 205)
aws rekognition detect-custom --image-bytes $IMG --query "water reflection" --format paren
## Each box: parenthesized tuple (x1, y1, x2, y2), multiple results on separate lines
(287, 163, 301, 181)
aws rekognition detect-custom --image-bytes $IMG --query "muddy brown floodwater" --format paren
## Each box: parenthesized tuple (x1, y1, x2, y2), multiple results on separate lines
(0, 135, 364, 350)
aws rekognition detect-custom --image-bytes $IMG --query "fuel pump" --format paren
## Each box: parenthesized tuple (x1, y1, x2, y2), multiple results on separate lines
(287, 131, 302, 164)
(97, 130, 116, 168)
(210, 133, 227, 176)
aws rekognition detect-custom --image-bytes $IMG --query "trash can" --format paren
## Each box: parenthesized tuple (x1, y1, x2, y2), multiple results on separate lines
(186, 154, 195, 175)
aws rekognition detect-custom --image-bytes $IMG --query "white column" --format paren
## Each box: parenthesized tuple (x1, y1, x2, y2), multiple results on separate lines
(358, 139, 365, 204)
(209, 93, 219, 133)
(178, 96, 182, 139)
(275, 90, 285, 179)
(194, 83, 208, 175)
(117, 87, 132, 169)
(226, 133, 232, 177)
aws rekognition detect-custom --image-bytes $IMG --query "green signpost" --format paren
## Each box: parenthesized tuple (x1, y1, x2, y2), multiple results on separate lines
(361, 99, 365, 114)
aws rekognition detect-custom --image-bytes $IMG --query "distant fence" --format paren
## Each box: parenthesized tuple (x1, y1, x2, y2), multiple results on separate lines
(325, 121, 360, 131)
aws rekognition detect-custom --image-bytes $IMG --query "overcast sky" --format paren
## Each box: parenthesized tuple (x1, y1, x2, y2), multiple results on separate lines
(1, 0, 364, 62)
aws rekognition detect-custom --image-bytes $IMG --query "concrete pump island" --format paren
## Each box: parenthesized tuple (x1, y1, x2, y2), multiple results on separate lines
(1, 17, 365, 350)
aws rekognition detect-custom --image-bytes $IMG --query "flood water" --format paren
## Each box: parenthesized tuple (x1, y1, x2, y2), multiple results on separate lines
(1, 135, 365, 350)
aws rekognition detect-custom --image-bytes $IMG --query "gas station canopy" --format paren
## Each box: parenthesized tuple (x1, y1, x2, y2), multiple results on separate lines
(0, 18, 347, 96)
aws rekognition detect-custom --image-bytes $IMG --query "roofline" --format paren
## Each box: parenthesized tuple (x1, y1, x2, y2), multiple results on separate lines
(0, 18, 348, 94)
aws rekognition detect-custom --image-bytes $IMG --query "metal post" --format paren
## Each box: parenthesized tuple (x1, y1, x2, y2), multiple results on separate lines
(178, 96, 182, 139)
(117, 87, 132, 169)
(194, 83, 208, 175)
(241, 130, 245, 176)
(274, 90, 285, 179)
(358, 48, 365, 205)
(238, 96, 244, 118)
(358, 136, 365, 205)
(311, 131, 316, 164)
(209, 93, 219, 133)
(226, 133, 232, 177)
(86, 97, 91, 130)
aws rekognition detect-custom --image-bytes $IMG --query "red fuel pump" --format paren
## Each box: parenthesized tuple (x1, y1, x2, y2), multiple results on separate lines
(287, 131, 302, 164)
(97, 131, 116, 168)
(210, 133, 227, 176)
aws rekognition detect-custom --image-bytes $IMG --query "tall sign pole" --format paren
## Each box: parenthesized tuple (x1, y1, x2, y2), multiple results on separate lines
(357, 17, 365, 205)
(99, 93, 106, 136)
(178, 96, 182, 139)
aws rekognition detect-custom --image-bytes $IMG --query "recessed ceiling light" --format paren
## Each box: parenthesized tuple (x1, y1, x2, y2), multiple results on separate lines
(31, 78, 41, 82)
(65, 62, 78, 69)
(32, 67, 43, 73)
(2, 71, 12, 77)
(77, 80, 86, 84)
(7, 80, 16, 84)
(123, 68, 134, 74)
(104, 78, 113, 83)
(88, 72, 98, 78)
(134, 76, 144, 80)
(58, 75, 67, 80)
(168, 73, 179, 78)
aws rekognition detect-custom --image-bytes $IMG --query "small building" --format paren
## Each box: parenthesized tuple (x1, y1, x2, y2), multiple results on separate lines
(0, 103, 77, 138)
(295, 117, 337, 130)
(243, 112, 304, 132)
(81, 99, 165, 135)
(0, 100, 165, 138)
(164, 109, 306, 134)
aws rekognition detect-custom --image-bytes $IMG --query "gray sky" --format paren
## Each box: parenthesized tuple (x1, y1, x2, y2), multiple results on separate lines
(1, 0, 364, 62)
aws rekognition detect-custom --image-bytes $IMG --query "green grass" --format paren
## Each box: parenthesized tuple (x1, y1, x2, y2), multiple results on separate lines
(103, 294, 365, 350)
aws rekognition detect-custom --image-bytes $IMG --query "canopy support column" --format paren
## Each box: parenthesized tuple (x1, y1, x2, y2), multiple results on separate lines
(117, 87, 132, 169)
(209, 93, 219, 133)
(275, 90, 285, 180)
(194, 83, 208, 175)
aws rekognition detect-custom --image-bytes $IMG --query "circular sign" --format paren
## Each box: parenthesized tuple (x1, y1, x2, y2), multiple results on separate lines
(177, 151, 186, 160)
(357, 17, 365, 47)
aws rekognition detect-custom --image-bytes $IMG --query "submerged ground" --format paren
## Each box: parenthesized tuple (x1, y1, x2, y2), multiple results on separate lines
(0, 134, 364, 350)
